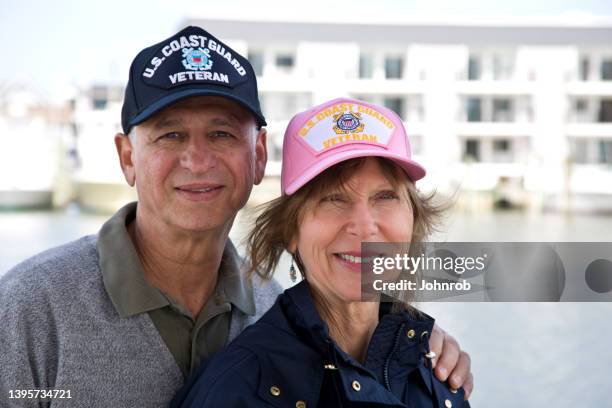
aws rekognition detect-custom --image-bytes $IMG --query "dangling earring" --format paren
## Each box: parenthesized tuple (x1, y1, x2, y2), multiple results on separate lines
(290, 259, 297, 283)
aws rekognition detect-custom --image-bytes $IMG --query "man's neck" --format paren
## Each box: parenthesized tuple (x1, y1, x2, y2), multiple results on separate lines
(127, 211, 232, 319)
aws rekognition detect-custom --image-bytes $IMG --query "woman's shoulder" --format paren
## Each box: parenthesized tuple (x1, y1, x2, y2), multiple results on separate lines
(171, 345, 262, 407)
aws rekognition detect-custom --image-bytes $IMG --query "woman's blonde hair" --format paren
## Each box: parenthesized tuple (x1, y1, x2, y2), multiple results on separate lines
(246, 157, 445, 283)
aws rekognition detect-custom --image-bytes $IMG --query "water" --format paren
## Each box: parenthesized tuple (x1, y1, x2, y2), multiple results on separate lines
(2, 207, 612, 407)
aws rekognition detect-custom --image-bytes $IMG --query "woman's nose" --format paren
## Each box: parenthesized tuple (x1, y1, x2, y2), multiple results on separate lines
(345, 202, 379, 239)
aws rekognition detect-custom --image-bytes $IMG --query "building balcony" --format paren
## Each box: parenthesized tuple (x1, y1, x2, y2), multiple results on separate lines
(565, 81, 612, 97)
(456, 122, 533, 137)
(565, 123, 612, 137)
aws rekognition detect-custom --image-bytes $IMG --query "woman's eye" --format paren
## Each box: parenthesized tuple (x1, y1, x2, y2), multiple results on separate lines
(376, 191, 399, 200)
(321, 194, 346, 203)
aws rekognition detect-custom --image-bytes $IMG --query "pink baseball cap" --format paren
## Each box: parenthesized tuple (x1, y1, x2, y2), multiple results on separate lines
(281, 97, 426, 195)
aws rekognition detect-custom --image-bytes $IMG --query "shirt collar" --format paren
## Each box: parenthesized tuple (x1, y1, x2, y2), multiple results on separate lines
(97, 202, 255, 318)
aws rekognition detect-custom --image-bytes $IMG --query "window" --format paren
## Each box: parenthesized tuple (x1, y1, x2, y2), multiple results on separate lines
(464, 139, 480, 162)
(492, 53, 514, 80)
(575, 99, 588, 112)
(492, 139, 513, 162)
(492, 99, 513, 122)
(93, 98, 107, 110)
(598, 100, 612, 123)
(599, 141, 612, 164)
(248, 51, 264, 77)
(574, 99, 590, 122)
(570, 139, 589, 163)
(384, 56, 403, 79)
(467, 98, 482, 122)
(383, 97, 404, 119)
(580, 57, 590, 81)
(493, 139, 510, 152)
(468, 56, 480, 80)
(406, 95, 424, 122)
(359, 54, 374, 79)
(275, 54, 294, 68)
(91, 86, 108, 110)
(601, 59, 612, 81)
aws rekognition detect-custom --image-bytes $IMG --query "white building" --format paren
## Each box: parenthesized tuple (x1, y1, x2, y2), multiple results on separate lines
(187, 18, 612, 212)
(71, 84, 137, 212)
(0, 77, 71, 209)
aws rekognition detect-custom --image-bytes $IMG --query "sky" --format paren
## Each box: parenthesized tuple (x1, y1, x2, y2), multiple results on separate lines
(1, 0, 612, 102)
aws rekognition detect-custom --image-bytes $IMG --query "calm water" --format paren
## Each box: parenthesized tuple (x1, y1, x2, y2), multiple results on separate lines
(1, 207, 612, 407)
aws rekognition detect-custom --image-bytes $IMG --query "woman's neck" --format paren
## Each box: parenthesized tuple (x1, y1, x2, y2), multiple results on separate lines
(313, 293, 379, 363)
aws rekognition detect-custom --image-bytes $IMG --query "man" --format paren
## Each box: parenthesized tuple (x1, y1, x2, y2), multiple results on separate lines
(0, 26, 473, 406)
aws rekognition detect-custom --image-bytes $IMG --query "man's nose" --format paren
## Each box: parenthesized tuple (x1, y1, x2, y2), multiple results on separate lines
(345, 202, 379, 239)
(180, 138, 218, 172)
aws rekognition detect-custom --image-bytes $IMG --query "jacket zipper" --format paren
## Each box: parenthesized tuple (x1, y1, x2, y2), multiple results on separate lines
(383, 323, 405, 390)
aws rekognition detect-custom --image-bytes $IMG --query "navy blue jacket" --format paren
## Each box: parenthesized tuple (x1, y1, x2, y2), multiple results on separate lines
(172, 281, 470, 407)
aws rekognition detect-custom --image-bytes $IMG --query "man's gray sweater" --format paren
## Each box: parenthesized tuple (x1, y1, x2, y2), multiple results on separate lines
(0, 235, 282, 407)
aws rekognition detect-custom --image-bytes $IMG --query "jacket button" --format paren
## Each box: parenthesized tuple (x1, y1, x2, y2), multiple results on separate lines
(406, 329, 416, 338)
(450, 388, 458, 394)
(296, 401, 307, 408)
(445, 399, 453, 408)
(421, 330, 429, 340)
(352, 380, 361, 391)
(270, 386, 281, 396)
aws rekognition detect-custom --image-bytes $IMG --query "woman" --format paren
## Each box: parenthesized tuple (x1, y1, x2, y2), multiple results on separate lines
(173, 98, 470, 407)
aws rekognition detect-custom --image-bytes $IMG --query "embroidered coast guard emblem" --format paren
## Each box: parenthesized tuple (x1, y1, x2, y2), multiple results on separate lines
(182, 47, 213, 71)
(297, 102, 395, 153)
(333, 112, 365, 134)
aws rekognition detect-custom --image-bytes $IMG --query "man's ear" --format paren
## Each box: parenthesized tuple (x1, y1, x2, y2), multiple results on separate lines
(254, 127, 267, 185)
(114, 133, 136, 186)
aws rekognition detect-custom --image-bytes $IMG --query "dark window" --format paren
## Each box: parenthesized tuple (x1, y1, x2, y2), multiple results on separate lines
(359, 54, 374, 79)
(493, 139, 510, 152)
(575, 99, 588, 112)
(93, 98, 107, 110)
(468, 56, 480, 80)
(384, 56, 403, 79)
(601, 59, 612, 81)
(580, 57, 590, 81)
(467, 98, 482, 122)
(276, 54, 294, 68)
(248, 51, 264, 76)
(464, 139, 480, 161)
(598, 100, 612, 123)
(383, 97, 404, 119)
(492, 99, 513, 122)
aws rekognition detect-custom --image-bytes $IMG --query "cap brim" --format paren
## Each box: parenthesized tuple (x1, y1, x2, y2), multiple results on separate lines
(128, 88, 267, 130)
(284, 147, 426, 195)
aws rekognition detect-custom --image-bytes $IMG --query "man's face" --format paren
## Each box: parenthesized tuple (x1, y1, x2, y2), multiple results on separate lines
(116, 96, 267, 234)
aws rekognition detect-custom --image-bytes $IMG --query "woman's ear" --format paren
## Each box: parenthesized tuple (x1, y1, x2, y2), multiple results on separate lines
(287, 238, 297, 254)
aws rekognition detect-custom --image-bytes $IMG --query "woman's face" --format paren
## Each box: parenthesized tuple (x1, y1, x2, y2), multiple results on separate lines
(294, 158, 414, 303)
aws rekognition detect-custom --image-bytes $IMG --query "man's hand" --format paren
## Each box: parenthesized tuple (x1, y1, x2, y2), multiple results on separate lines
(429, 323, 473, 400)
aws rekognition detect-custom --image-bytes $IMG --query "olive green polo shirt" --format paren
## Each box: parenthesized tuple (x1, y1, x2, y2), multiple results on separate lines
(97, 202, 255, 378)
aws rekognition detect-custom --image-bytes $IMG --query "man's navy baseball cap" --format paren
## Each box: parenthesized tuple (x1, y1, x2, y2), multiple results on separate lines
(121, 26, 266, 134)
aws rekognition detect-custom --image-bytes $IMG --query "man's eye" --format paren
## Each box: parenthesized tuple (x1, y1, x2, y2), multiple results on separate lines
(158, 132, 181, 140)
(211, 131, 233, 138)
